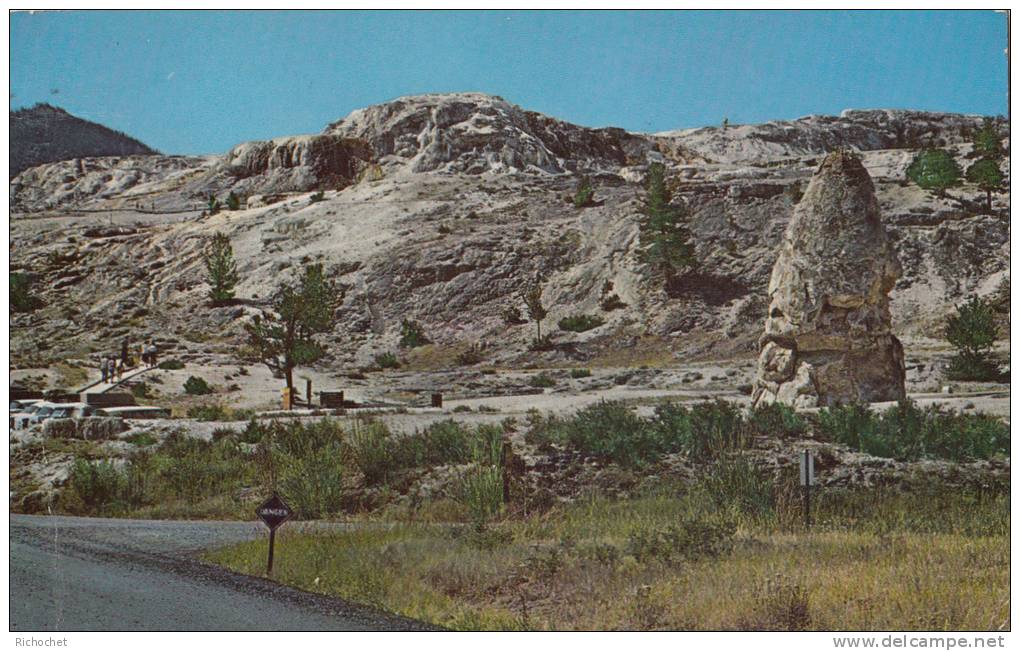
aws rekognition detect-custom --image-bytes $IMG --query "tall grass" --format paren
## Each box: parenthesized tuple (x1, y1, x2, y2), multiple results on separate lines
(206, 481, 1009, 631)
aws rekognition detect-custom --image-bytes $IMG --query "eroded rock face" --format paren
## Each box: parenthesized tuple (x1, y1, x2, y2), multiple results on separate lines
(752, 151, 906, 408)
(325, 92, 642, 174)
(221, 134, 374, 193)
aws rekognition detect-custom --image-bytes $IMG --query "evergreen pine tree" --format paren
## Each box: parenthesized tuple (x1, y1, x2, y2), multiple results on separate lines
(204, 233, 239, 306)
(638, 162, 696, 288)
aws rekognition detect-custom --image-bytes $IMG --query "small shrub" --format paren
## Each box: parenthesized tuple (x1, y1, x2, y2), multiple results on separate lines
(124, 432, 158, 447)
(183, 376, 213, 396)
(747, 403, 807, 438)
(399, 319, 431, 348)
(187, 404, 228, 421)
(374, 351, 400, 369)
(569, 368, 592, 379)
(814, 400, 1009, 462)
(158, 360, 185, 370)
(309, 191, 325, 203)
(528, 335, 554, 351)
(457, 464, 504, 523)
(239, 418, 268, 444)
(538, 401, 658, 468)
(501, 305, 526, 326)
(572, 175, 595, 208)
(346, 419, 396, 485)
(226, 191, 241, 211)
(529, 373, 556, 389)
(455, 346, 484, 366)
(130, 382, 150, 399)
(740, 576, 811, 631)
(453, 405, 473, 413)
(626, 515, 736, 564)
(267, 419, 345, 519)
(654, 400, 747, 462)
(10, 273, 40, 313)
(696, 454, 778, 521)
(558, 314, 605, 333)
(599, 280, 626, 311)
(67, 459, 124, 514)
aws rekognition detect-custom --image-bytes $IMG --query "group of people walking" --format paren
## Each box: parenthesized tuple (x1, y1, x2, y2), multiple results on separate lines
(98, 338, 159, 384)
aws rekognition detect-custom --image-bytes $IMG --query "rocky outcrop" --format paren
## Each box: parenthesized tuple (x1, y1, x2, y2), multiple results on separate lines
(325, 92, 644, 174)
(220, 134, 374, 194)
(753, 151, 906, 408)
(662, 109, 998, 164)
(11, 103, 157, 178)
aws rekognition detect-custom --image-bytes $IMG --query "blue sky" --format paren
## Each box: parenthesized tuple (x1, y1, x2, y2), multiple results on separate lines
(10, 10, 1008, 155)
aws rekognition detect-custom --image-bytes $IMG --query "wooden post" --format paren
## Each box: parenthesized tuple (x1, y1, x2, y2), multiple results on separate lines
(306, 379, 312, 406)
(431, 393, 443, 408)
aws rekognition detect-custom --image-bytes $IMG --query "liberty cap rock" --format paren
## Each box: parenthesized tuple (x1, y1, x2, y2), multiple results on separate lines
(753, 151, 906, 408)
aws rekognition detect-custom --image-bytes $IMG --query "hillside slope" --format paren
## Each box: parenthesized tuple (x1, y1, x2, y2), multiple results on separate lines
(9, 93, 1009, 379)
(10, 103, 157, 179)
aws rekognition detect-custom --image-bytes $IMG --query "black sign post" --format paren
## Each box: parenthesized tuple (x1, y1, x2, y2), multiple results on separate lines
(256, 493, 292, 577)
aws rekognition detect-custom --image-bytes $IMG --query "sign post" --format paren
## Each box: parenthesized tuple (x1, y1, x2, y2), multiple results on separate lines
(799, 450, 815, 529)
(256, 493, 292, 577)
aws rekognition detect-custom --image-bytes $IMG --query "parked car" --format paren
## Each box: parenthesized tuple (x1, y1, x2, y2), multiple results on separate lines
(10, 399, 39, 412)
(46, 403, 97, 420)
(12, 401, 59, 429)
(9, 399, 40, 429)
(95, 406, 171, 420)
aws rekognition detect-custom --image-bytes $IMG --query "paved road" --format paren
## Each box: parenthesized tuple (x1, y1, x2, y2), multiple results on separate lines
(10, 514, 434, 631)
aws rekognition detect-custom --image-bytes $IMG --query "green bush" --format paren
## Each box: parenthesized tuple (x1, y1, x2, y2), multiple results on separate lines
(746, 403, 807, 438)
(906, 148, 962, 194)
(130, 382, 150, 399)
(271, 421, 345, 519)
(532, 401, 657, 468)
(455, 347, 484, 366)
(572, 175, 595, 208)
(124, 432, 158, 447)
(399, 319, 431, 348)
(558, 314, 605, 333)
(815, 400, 1009, 462)
(67, 459, 125, 514)
(527, 400, 756, 468)
(348, 418, 500, 486)
(529, 372, 557, 389)
(569, 368, 592, 379)
(626, 515, 736, 564)
(158, 360, 185, 370)
(10, 273, 40, 313)
(653, 400, 747, 462)
(153, 434, 251, 503)
(374, 351, 400, 369)
(183, 376, 213, 395)
(944, 295, 1002, 381)
(457, 464, 504, 523)
(346, 419, 396, 485)
(188, 404, 228, 421)
(695, 454, 779, 521)
(239, 418, 268, 444)
(187, 404, 256, 422)
(309, 191, 325, 203)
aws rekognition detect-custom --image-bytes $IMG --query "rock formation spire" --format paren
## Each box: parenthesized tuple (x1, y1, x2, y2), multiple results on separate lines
(752, 150, 906, 408)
